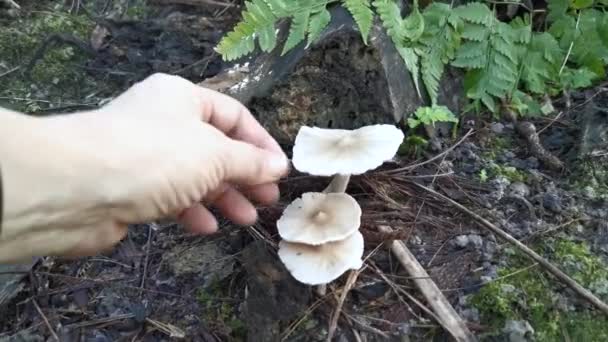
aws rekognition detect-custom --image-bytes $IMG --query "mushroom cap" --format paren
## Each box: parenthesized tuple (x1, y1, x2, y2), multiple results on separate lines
(277, 192, 361, 245)
(278, 231, 364, 285)
(292, 124, 404, 176)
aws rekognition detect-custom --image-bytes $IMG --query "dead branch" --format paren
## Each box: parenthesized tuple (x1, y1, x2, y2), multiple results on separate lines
(377, 225, 478, 342)
(326, 269, 363, 342)
(516, 121, 564, 170)
(414, 182, 608, 315)
(385, 129, 475, 174)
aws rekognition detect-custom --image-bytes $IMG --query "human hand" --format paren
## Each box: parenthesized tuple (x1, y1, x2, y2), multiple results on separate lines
(0, 73, 289, 262)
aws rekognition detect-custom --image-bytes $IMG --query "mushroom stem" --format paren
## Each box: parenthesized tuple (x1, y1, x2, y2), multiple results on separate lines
(323, 174, 351, 193)
(314, 174, 351, 296)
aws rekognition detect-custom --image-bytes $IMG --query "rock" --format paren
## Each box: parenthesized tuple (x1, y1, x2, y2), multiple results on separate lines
(491, 122, 505, 134)
(453, 234, 483, 249)
(578, 93, 608, 157)
(503, 320, 534, 342)
(460, 308, 480, 322)
(525, 157, 539, 169)
(583, 185, 596, 199)
(542, 192, 562, 213)
(501, 284, 516, 294)
(509, 182, 530, 197)
(489, 176, 511, 201)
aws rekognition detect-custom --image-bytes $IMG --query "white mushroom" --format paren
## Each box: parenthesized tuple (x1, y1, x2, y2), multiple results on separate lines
(277, 231, 364, 285)
(277, 192, 361, 245)
(292, 124, 405, 177)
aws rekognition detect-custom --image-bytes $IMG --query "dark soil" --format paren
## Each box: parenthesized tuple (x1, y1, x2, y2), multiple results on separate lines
(1, 1, 607, 342)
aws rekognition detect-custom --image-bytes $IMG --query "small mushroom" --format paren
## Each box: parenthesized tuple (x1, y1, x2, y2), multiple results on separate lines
(292, 124, 405, 176)
(277, 230, 364, 285)
(277, 192, 361, 245)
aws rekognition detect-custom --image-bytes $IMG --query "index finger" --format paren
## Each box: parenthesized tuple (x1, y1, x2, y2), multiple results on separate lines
(197, 86, 283, 154)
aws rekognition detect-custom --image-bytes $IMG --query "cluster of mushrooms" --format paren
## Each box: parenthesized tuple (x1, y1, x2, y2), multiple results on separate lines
(276, 124, 405, 290)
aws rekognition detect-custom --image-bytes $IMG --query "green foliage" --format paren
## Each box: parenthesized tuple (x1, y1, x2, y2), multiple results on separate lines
(407, 105, 458, 129)
(343, 0, 374, 44)
(217, 0, 608, 117)
(397, 134, 429, 158)
(452, 5, 531, 113)
(471, 238, 608, 341)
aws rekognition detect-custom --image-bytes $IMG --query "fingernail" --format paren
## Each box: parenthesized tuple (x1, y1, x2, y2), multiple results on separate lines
(269, 153, 289, 177)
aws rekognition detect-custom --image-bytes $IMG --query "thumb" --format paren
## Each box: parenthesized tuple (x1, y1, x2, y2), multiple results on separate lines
(217, 136, 290, 186)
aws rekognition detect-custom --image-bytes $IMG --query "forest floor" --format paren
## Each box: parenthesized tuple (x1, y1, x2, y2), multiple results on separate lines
(1, 1, 607, 341)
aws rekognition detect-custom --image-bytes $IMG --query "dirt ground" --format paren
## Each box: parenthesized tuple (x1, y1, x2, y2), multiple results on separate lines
(1, 1, 607, 341)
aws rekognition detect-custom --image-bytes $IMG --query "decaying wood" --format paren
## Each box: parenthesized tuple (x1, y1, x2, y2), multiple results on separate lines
(516, 121, 564, 170)
(414, 182, 608, 316)
(377, 225, 478, 342)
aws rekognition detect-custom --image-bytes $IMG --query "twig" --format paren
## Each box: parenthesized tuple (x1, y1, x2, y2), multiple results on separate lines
(0, 66, 20, 79)
(32, 299, 59, 341)
(140, 226, 153, 296)
(385, 129, 474, 174)
(377, 226, 477, 342)
(559, 11, 581, 75)
(413, 182, 608, 315)
(326, 267, 365, 342)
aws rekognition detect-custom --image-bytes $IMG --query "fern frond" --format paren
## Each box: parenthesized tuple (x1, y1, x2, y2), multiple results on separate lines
(282, 8, 312, 54)
(306, 6, 332, 47)
(373, 0, 425, 98)
(216, 0, 333, 61)
(453, 2, 494, 26)
(417, 2, 461, 104)
(372, 0, 404, 41)
(343, 0, 374, 44)
(452, 3, 526, 113)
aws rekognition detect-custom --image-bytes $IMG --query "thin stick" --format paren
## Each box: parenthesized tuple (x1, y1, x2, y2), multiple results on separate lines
(326, 267, 365, 342)
(385, 129, 474, 174)
(413, 182, 608, 315)
(32, 299, 59, 341)
(377, 226, 477, 342)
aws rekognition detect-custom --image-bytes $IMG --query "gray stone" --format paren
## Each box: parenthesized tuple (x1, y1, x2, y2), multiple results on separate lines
(543, 192, 562, 213)
(509, 182, 531, 197)
(503, 320, 534, 342)
(491, 122, 505, 134)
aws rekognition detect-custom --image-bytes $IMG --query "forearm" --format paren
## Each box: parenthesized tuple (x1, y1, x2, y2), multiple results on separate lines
(0, 108, 112, 262)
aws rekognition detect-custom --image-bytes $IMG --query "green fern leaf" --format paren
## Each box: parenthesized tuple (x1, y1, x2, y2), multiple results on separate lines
(453, 2, 493, 26)
(452, 4, 525, 113)
(416, 2, 461, 104)
(372, 0, 404, 41)
(461, 23, 488, 41)
(407, 105, 458, 128)
(307, 6, 331, 47)
(343, 0, 375, 44)
(373, 0, 422, 98)
(396, 46, 422, 97)
(402, 4, 425, 42)
(282, 9, 312, 55)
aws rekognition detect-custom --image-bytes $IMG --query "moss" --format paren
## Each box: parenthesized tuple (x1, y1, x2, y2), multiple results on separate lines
(471, 238, 608, 341)
(196, 277, 246, 340)
(487, 164, 528, 183)
(0, 7, 116, 113)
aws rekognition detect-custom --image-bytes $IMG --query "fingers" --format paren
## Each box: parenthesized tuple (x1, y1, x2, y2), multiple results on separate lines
(178, 203, 218, 234)
(217, 137, 289, 186)
(197, 87, 284, 155)
(213, 186, 258, 225)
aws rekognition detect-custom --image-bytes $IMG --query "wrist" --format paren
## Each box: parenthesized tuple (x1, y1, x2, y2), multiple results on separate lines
(0, 109, 112, 242)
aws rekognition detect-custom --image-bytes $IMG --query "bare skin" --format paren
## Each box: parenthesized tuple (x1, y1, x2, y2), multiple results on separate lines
(0, 73, 289, 263)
